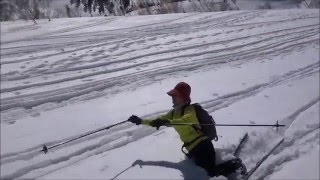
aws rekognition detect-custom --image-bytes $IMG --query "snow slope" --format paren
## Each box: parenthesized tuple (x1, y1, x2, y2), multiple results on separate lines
(1, 9, 319, 179)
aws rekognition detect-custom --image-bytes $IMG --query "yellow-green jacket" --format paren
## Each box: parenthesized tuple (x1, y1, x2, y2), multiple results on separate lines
(142, 105, 207, 152)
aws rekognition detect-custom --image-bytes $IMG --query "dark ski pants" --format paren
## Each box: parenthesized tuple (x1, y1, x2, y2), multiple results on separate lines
(189, 138, 241, 177)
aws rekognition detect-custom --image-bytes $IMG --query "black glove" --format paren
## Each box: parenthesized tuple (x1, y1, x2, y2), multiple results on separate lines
(150, 119, 170, 130)
(128, 115, 142, 125)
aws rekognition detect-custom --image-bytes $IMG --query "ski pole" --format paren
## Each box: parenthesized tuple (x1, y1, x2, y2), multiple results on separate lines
(40, 120, 129, 154)
(168, 121, 285, 129)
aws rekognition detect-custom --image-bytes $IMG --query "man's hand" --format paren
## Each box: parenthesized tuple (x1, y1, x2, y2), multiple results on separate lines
(150, 119, 170, 130)
(128, 115, 142, 125)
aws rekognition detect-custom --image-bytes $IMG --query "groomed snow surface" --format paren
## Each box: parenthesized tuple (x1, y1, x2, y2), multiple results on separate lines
(1, 9, 319, 179)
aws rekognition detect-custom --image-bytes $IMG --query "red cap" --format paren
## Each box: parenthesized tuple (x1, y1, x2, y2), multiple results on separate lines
(167, 82, 191, 103)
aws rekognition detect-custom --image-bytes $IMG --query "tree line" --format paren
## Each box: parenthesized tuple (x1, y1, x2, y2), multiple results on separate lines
(70, 0, 131, 15)
(0, 0, 133, 21)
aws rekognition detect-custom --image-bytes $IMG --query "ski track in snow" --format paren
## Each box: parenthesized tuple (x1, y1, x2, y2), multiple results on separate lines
(1, 10, 319, 179)
(1, 11, 319, 121)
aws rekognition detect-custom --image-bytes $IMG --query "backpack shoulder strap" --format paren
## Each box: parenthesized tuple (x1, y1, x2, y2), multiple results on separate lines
(191, 103, 202, 115)
(193, 103, 202, 109)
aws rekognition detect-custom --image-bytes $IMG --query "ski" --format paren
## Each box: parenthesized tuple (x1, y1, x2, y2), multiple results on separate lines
(234, 133, 249, 157)
(243, 138, 285, 180)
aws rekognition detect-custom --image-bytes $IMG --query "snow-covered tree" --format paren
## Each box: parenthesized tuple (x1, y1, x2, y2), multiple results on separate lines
(39, 0, 52, 21)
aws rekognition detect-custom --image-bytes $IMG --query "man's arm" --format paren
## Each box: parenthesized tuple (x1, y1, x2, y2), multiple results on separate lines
(170, 109, 198, 124)
(143, 108, 198, 125)
(142, 111, 172, 126)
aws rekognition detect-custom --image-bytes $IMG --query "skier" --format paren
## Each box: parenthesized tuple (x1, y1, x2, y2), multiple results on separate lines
(128, 82, 247, 179)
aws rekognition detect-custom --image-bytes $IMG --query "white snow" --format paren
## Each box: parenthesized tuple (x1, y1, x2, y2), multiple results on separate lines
(269, 148, 320, 179)
(1, 9, 319, 179)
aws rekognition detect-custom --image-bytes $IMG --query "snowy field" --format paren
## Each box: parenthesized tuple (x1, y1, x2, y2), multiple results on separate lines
(1, 9, 319, 179)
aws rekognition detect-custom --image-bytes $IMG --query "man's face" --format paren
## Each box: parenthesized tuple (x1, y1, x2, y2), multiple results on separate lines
(172, 96, 185, 108)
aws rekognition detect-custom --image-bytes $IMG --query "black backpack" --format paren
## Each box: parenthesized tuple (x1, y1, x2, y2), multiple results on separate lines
(178, 103, 218, 141)
(192, 103, 218, 141)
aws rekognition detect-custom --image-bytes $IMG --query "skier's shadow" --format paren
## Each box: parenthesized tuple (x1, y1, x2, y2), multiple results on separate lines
(111, 159, 209, 180)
